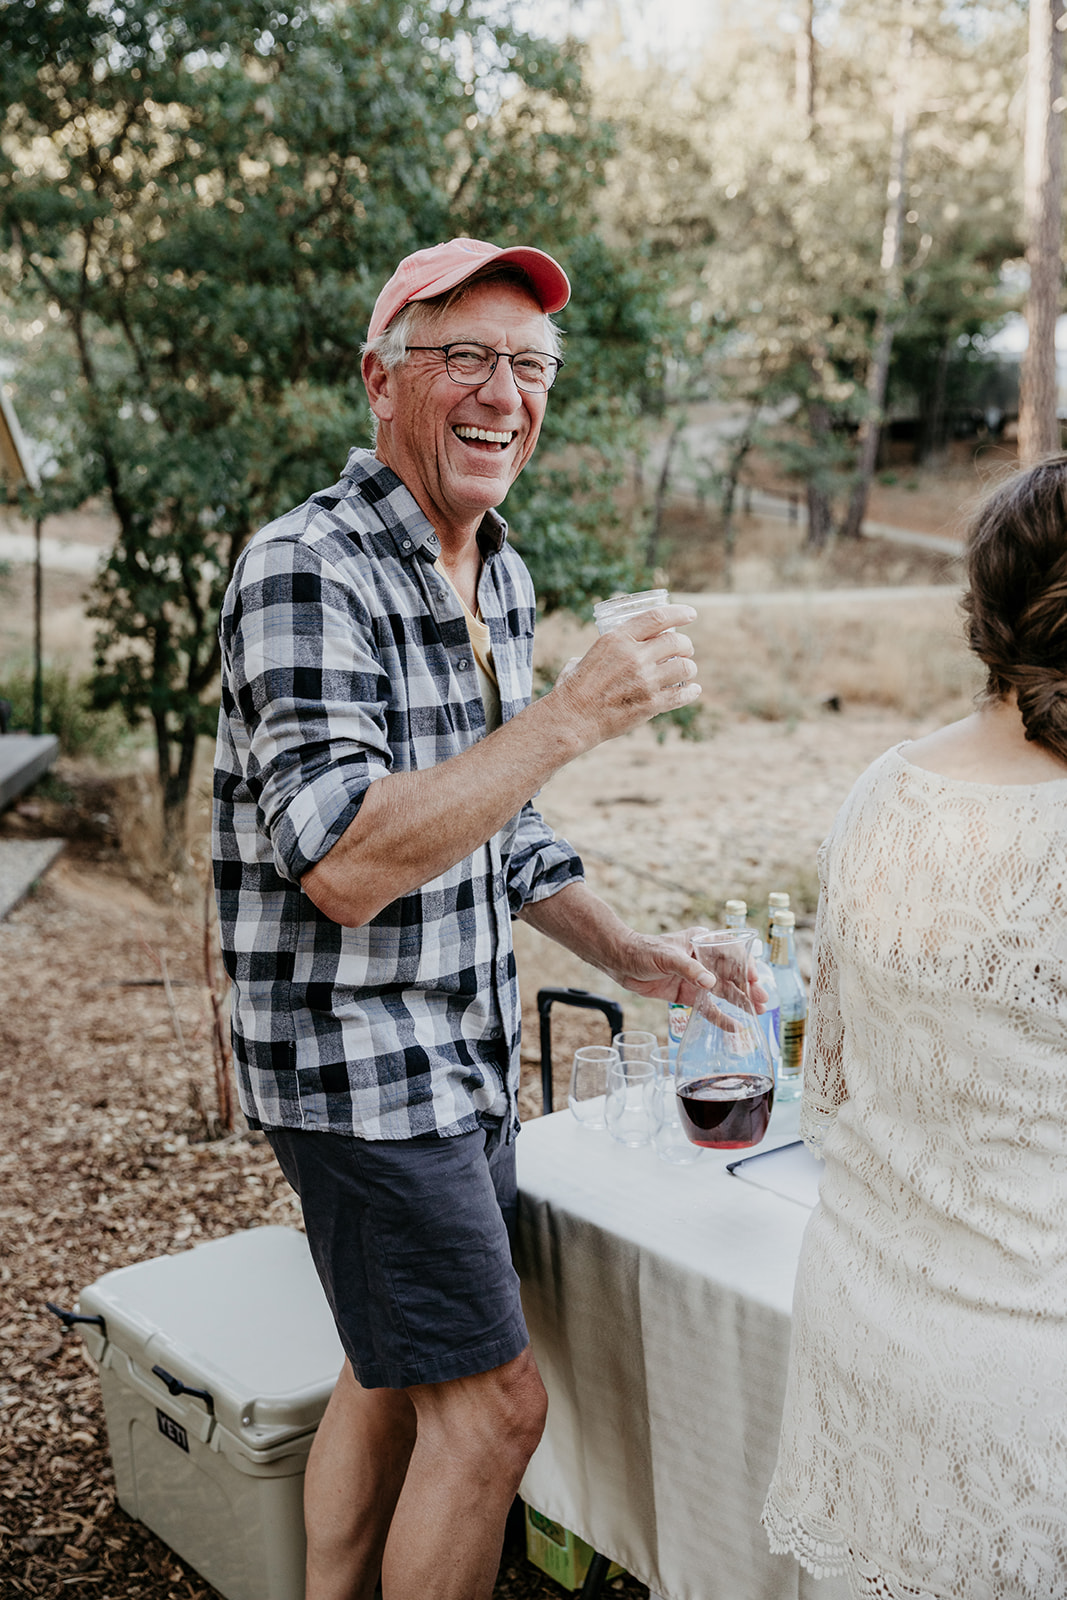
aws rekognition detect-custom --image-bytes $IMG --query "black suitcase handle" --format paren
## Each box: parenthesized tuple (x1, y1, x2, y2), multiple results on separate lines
(536, 986, 624, 1114)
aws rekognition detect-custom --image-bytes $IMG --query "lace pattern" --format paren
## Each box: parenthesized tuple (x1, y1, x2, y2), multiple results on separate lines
(763, 746, 1067, 1599)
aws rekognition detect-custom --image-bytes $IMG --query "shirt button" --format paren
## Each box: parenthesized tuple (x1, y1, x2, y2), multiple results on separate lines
(458, 658, 470, 671)
(401, 539, 412, 550)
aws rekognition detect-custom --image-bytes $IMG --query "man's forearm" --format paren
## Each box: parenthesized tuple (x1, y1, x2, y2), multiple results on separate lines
(517, 881, 636, 980)
(301, 608, 699, 927)
(519, 881, 719, 1009)
(302, 693, 584, 925)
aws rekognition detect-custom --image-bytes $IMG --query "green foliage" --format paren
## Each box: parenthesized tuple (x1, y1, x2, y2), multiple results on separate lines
(0, 664, 131, 761)
(0, 0, 654, 845)
(651, 702, 711, 744)
(590, 0, 1025, 523)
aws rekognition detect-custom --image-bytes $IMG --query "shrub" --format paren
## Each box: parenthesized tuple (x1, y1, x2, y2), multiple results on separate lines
(0, 664, 132, 762)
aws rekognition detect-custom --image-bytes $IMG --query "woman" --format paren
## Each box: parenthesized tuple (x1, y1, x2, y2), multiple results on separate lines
(762, 455, 1067, 1598)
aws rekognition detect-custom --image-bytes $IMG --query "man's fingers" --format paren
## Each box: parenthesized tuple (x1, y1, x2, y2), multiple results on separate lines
(622, 603, 697, 639)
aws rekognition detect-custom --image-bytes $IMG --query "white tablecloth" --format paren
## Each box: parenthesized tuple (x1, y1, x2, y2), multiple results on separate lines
(515, 1100, 850, 1600)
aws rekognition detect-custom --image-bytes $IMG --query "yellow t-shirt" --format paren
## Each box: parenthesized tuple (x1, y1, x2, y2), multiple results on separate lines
(434, 561, 501, 731)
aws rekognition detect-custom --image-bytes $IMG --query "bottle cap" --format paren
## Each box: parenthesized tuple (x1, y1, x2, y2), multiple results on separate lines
(768, 892, 790, 909)
(771, 909, 796, 928)
(724, 899, 747, 916)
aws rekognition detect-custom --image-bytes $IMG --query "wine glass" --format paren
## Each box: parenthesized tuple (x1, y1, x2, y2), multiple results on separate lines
(568, 1046, 618, 1131)
(675, 929, 774, 1151)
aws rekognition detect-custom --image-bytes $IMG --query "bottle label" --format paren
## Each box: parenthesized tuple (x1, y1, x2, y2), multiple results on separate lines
(769, 934, 789, 965)
(780, 1015, 805, 1077)
(668, 1003, 691, 1044)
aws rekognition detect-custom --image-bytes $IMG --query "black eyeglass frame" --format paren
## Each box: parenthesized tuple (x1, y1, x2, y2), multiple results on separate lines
(404, 342, 565, 393)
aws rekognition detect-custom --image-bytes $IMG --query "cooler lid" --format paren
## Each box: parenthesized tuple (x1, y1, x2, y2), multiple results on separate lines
(78, 1226, 344, 1454)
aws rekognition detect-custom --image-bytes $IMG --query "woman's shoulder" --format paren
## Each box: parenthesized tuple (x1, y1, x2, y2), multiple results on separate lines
(900, 703, 1067, 789)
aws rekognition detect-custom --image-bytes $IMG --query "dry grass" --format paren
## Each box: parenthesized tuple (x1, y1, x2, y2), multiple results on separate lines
(697, 594, 982, 726)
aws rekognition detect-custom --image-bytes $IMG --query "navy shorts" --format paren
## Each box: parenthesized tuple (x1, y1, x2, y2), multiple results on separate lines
(265, 1122, 529, 1390)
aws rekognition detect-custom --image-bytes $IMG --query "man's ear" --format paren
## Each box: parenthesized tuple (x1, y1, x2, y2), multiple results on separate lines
(362, 350, 394, 422)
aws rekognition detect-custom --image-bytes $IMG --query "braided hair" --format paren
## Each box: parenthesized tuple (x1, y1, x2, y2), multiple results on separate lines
(962, 454, 1067, 762)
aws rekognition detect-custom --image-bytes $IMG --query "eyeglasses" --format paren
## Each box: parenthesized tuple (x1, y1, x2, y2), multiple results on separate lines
(405, 342, 564, 393)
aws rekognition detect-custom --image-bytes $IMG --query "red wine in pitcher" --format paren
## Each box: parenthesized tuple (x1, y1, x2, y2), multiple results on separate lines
(677, 1073, 774, 1149)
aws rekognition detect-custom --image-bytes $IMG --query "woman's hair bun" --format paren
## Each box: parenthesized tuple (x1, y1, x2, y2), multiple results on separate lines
(962, 455, 1067, 761)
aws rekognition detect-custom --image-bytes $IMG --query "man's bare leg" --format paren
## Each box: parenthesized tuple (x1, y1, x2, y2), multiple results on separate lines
(304, 1360, 417, 1600)
(380, 1345, 548, 1600)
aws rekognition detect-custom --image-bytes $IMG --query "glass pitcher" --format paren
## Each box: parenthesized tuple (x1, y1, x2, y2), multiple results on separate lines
(675, 929, 774, 1150)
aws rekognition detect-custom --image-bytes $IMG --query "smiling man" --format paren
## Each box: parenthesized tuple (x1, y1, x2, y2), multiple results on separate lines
(213, 239, 712, 1600)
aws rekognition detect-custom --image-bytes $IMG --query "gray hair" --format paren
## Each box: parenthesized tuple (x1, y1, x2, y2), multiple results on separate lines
(362, 265, 564, 441)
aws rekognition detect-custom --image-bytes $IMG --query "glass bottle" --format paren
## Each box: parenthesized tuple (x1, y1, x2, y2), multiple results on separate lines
(765, 890, 790, 949)
(768, 909, 805, 1101)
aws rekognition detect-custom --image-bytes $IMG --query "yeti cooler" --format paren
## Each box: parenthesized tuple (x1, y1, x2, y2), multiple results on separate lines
(74, 1226, 343, 1600)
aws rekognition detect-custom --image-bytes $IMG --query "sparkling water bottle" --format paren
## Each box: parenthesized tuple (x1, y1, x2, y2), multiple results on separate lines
(765, 890, 790, 950)
(769, 908, 805, 1101)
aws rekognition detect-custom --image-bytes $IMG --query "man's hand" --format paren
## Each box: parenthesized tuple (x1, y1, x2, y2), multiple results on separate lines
(520, 888, 769, 1036)
(596, 925, 718, 1007)
(547, 604, 701, 746)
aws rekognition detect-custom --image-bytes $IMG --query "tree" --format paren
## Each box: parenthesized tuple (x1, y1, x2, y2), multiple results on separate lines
(840, 10, 913, 541)
(0, 0, 648, 857)
(1018, 0, 1065, 463)
(587, 0, 1025, 545)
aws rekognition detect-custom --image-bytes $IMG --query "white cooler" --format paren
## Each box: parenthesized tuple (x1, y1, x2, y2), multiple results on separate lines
(75, 1226, 344, 1600)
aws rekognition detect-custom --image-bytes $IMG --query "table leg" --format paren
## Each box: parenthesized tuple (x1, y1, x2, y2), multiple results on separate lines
(578, 1551, 611, 1598)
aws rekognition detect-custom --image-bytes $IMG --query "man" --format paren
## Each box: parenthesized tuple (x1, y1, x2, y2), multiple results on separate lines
(213, 238, 714, 1600)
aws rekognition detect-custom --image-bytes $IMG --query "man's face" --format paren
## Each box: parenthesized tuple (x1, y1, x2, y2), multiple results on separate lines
(365, 281, 552, 542)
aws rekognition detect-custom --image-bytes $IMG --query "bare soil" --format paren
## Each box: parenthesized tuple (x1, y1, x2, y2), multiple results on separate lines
(0, 483, 974, 1600)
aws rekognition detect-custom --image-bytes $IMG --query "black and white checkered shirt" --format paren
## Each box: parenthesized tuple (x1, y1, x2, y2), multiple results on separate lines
(212, 449, 583, 1140)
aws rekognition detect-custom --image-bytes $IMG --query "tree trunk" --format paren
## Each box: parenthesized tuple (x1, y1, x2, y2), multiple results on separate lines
(840, 15, 912, 540)
(156, 710, 198, 871)
(646, 416, 685, 568)
(720, 402, 760, 584)
(918, 339, 952, 462)
(1018, 0, 1065, 465)
(805, 400, 834, 549)
(796, 0, 816, 136)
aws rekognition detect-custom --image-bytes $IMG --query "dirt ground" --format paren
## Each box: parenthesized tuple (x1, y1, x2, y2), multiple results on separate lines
(0, 482, 975, 1600)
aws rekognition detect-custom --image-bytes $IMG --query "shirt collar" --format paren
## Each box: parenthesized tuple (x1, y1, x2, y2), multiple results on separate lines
(341, 448, 509, 562)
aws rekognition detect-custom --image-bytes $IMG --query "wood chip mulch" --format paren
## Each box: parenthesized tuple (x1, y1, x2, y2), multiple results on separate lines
(0, 833, 648, 1600)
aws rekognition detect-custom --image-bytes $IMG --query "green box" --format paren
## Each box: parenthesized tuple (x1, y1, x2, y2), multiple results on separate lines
(524, 1503, 623, 1592)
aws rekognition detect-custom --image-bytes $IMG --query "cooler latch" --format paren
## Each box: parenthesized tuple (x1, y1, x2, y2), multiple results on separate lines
(45, 1301, 106, 1332)
(151, 1364, 216, 1415)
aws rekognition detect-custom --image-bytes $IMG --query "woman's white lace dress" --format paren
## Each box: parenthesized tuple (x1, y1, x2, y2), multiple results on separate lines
(762, 745, 1067, 1599)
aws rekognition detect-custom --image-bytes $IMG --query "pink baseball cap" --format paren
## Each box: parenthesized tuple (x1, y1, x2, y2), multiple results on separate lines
(367, 237, 571, 342)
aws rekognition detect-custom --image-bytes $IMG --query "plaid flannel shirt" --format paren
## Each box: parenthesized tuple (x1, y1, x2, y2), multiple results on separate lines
(212, 448, 583, 1141)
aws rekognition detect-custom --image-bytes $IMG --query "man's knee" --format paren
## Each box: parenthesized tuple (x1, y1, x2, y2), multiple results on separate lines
(411, 1347, 548, 1475)
(495, 1346, 548, 1458)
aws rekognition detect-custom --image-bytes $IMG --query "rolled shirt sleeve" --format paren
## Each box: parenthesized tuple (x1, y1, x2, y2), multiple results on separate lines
(224, 535, 391, 884)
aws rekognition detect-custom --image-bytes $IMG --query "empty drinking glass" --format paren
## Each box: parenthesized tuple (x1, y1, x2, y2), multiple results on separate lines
(568, 1046, 619, 1131)
(611, 1030, 658, 1063)
(605, 1056, 655, 1148)
(647, 1045, 701, 1166)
